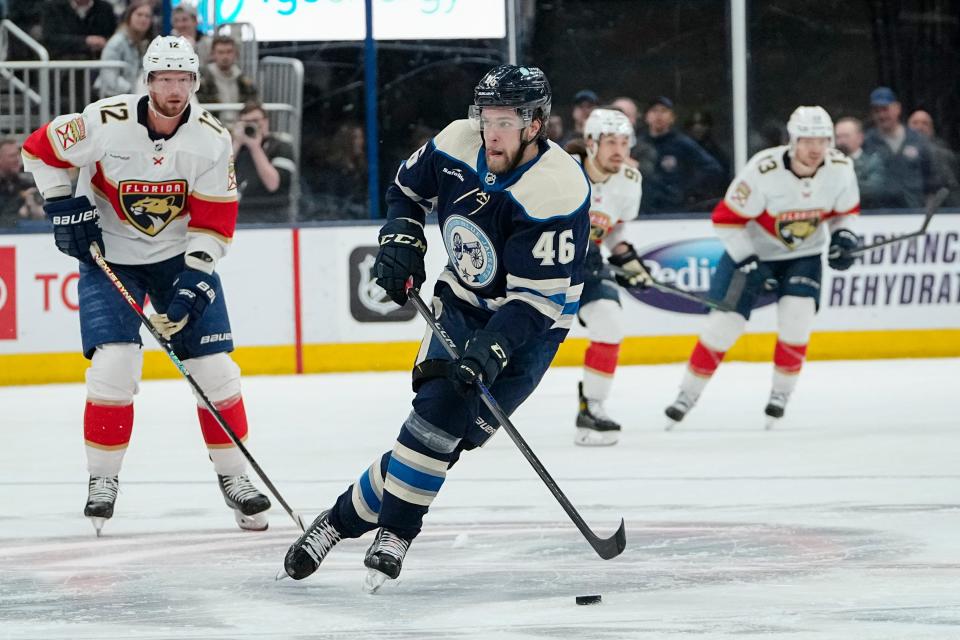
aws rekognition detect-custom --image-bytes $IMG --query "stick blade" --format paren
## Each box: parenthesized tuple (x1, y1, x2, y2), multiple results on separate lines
(590, 518, 627, 560)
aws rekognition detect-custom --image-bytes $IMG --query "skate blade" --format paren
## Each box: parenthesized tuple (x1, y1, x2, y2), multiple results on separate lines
(88, 516, 106, 537)
(764, 416, 780, 430)
(574, 428, 619, 447)
(664, 419, 680, 431)
(361, 568, 390, 594)
(234, 509, 269, 532)
(275, 569, 291, 581)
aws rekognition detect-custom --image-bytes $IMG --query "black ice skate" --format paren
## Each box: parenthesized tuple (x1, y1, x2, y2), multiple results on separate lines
(575, 382, 621, 446)
(764, 391, 790, 430)
(664, 391, 697, 430)
(361, 527, 411, 593)
(217, 474, 271, 531)
(283, 510, 342, 580)
(84, 475, 119, 537)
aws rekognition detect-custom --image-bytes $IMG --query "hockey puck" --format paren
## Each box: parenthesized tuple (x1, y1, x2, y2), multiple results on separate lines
(575, 594, 602, 605)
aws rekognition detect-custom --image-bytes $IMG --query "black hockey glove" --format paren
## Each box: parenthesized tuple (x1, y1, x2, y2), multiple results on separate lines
(375, 218, 427, 306)
(449, 329, 511, 397)
(827, 229, 859, 271)
(150, 270, 217, 340)
(608, 244, 653, 289)
(44, 196, 104, 263)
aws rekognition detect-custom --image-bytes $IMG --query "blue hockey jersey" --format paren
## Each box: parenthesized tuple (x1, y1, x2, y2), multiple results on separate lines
(386, 119, 591, 349)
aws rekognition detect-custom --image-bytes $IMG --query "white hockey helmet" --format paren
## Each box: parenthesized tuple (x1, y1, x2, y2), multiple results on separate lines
(143, 35, 200, 89)
(584, 108, 636, 149)
(787, 106, 834, 149)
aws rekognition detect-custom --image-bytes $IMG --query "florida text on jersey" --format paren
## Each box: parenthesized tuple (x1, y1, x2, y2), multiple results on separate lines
(22, 94, 238, 266)
(389, 119, 591, 343)
(712, 145, 860, 261)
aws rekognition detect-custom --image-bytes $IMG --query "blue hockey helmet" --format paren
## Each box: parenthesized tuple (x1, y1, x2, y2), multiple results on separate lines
(469, 64, 552, 139)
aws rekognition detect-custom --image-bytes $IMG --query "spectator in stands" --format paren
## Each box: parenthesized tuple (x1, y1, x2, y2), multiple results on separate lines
(863, 87, 936, 208)
(907, 109, 960, 205)
(197, 35, 257, 124)
(835, 116, 893, 210)
(611, 95, 655, 175)
(547, 115, 565, 144)
(559, 89, 598, 147)
(685, 109, 730, 180)
(312, 123, 368, 220)
(0, 139, 42, 227)
(233, 102, 295, 223)
(43, 0, 117, 60)
(640, 96, 724, 212)
(96, 0, 154, 98)
(172, 3, 210, 65)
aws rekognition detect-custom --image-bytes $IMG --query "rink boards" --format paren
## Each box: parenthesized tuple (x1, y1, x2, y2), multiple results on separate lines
(0, 213, 957, 385)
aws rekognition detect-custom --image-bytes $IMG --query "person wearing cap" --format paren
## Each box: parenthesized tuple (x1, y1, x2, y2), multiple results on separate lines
(641, 96, 724, 212)
(862, 87, 936, 208)
(907, 109, 959, 206)
(559, 89, 599, 147)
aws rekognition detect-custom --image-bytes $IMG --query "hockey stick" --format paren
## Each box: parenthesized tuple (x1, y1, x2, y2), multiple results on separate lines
(606, 264, 735, 313)
(406, 285, 627, 560)
(844, 187, 949, 258)
(89, 245, 306, 532)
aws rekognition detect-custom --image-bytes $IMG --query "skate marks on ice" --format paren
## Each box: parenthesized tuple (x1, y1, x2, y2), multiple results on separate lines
(0, 516, 918, 639)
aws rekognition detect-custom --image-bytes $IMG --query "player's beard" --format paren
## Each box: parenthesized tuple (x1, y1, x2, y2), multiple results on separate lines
(149, 93, 190, 120)
(596, 155, 623, 175)
(486, 147, 517, 174)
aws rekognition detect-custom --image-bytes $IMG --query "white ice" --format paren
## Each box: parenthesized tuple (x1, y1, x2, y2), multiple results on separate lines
(1, 359, 958, 639)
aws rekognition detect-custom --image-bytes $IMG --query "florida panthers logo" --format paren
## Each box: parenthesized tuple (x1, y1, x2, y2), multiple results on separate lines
(775, 209, 823, 250)
(119, 180, 187, 237)
(443, 215, 497, 288)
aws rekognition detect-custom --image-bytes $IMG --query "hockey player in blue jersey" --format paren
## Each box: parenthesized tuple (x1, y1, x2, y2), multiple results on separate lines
(283, 64, 591, 591)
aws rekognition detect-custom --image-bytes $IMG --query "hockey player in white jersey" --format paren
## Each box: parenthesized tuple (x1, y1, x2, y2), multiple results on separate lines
(664, 106, 861, 428)
(22, 36, 271, 534)
(568, 107, 648, 445)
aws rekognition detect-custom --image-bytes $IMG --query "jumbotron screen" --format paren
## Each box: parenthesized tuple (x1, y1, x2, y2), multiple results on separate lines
(177, 0, 506, 42)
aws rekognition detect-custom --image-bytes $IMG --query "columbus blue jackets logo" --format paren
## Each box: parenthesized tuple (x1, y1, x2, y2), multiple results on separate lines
(776, 209, 823, 250)
(118, 180, 187, 237)
(443, 215, 497, 288)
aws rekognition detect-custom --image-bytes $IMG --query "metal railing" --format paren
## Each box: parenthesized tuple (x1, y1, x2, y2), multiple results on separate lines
(0, 59, 128, 137)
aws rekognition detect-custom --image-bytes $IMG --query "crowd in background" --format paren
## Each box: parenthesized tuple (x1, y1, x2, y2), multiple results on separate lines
(1, 1, 958, 227)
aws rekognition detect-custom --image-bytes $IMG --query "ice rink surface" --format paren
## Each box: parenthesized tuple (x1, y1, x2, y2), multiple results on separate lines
(1, 358, 958, 640)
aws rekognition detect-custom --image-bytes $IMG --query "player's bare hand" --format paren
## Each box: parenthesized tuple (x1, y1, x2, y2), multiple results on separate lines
(149, 313, 189, 340)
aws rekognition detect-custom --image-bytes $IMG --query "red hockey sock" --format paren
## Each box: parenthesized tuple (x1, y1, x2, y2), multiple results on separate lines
(584, 342, 620, 376)
(688, 340, 726, 378)
(84, 402, 134, 450)
(774, 340, 808, 374)
(198, 395, 248, 447)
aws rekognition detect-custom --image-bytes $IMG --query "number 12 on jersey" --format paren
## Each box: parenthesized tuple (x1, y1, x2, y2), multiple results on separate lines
(532, 229, 575, 266)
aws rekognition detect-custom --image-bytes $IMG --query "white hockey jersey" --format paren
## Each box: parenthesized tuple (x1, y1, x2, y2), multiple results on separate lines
(22, 94, 238, 266)
(712, 145, 860, 262)
(585, 162, 642, 251)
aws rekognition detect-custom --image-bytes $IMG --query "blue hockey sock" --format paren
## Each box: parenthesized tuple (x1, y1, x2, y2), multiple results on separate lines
(378, 412, 460, 539)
